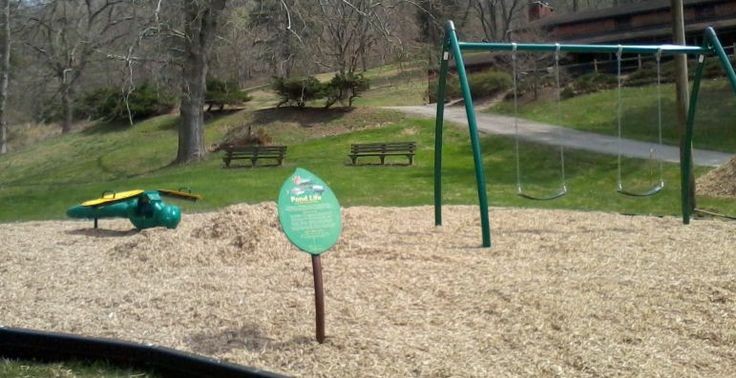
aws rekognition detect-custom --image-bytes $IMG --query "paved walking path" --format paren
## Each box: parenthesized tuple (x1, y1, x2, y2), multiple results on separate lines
(389, 105, 733, 167)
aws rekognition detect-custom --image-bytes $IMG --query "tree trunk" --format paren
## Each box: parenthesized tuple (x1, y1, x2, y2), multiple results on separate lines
(177, 53, 207, 163)
(61, 84, 73, 134)
(175, 1, 223, 164)
(0, 0, 8, 154)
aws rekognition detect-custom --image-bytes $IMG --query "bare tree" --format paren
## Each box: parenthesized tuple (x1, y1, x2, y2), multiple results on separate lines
(414, 0, 467, 46)
(0, 0, 9, 154)
(472, 0, 525, 42)
(303, 0, 393, 75)
(212, 6, 255, 84)
(247, 0, 308, 78)
(22, 0, 135, 133)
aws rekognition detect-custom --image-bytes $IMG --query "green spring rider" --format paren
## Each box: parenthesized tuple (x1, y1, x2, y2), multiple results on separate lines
(66, 189, 201, 230)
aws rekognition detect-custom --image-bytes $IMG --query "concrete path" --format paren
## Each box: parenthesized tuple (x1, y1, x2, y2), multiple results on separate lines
(389, 105, 733, 167)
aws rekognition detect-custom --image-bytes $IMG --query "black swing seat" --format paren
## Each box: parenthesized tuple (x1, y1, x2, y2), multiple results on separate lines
(516, 185, 568, 201)
(616, 181, 664, 197)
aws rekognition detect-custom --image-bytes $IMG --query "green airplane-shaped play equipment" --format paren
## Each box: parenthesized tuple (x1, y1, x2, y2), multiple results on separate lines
(66, 189, 202, 230)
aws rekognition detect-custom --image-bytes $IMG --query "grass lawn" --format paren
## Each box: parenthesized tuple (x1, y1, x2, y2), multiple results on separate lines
(488, 78, 736, 152)
(0, 358, 157, 377)
(353, 62, 428, 107)
(1, 107, 733, 223)
(352, 76, 427, 107)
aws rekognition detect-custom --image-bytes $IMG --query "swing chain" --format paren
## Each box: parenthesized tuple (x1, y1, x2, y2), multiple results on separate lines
(615, 45, 665, 196)
(555, 43, 566, 191)
(511, 42, 522, 194)
(512, 42, 568, 200)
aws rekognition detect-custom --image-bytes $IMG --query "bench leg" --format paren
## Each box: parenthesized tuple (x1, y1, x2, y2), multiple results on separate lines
(223, 159, 231, 168)
(351, 156, 357, 165)
(408, 155, 413, 165)
(251, 158, 257, 167)
(380, 155, 385, 165)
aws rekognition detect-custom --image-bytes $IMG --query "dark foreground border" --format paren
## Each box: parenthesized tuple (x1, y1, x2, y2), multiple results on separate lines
(0, 327, 285, 378)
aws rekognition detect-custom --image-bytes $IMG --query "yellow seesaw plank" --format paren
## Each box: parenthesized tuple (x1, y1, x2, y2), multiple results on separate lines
(158, 189, 202, 201)
(81, 189, 145, 207)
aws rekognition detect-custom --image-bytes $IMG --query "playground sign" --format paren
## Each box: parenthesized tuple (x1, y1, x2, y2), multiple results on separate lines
(278, 168, 342, 343)
(278, 168, 341, 254)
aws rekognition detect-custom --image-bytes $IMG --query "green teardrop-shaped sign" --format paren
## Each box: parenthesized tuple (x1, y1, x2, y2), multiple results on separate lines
(278, 168, 342, 255)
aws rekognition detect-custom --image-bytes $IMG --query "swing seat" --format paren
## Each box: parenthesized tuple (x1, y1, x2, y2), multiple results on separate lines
(517, 186, 568, 201)
(616, 181, 664, 197)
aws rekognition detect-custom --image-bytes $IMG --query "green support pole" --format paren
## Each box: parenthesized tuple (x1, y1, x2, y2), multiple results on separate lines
(434, 38, 450, 227)
(681, 28, 736, 223)
(446, 21, 491, 247)
(706, 27, 736, 93)
(681, 49, 706, 224)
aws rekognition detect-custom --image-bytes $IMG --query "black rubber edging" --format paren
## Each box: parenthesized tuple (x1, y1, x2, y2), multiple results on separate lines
(0, 326, 286, 378)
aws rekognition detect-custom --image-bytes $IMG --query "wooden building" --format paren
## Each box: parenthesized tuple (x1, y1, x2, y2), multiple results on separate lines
(431, 0, 736, 78)
(531, 0, 736, 46)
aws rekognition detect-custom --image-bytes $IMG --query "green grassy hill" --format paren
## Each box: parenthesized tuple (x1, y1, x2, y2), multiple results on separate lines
(1, 63, 734, 224)
(1, 104, 733, 223)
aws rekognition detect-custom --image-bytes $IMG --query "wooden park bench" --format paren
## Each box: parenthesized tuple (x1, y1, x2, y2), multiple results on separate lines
(348, 142, 416, 166)
(222, 145, 287, 167)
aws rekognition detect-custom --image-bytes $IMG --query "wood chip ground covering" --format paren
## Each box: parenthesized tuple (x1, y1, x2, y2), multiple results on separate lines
(1, 204, 735, 377)
(698, 155, 736, 198)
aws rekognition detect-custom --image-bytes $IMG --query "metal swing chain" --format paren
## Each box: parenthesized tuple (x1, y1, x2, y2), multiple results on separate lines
(512, 43, 523, 194)
(616, 45, 624, 191)
(555, 43, 567, 191)
(616, 46, 665, 195)
(654, 48, 665, 185)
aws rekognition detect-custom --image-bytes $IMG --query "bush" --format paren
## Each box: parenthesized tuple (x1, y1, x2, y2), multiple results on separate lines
(427, 74, 461, 103)
(468, 70, 512, 99)
(427, 70, 511, 103)
(77, 87, 119, 120)
(78, 83, 175, 122)
(213, 125, 273, 152)
(271, 76, 325, 108)
(560, 86, 576, 100)
(562, 72, 618, 98)
(699, 55, 736, 79)
(324, 72, 370, 108)
(205, 78, 251, 111)
(625, 55, 736, 88)
(625, 63, 659, 87)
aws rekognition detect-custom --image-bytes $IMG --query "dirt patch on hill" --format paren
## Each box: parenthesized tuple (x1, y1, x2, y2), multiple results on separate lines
(1, 204, 735, 377)
(697, 155, 736, 198)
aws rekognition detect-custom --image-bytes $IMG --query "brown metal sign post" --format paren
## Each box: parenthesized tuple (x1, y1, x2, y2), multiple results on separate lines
(311, 255, 325, 343)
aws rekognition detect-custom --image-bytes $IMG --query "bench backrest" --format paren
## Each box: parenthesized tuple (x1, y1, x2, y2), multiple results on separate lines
(225, 145, 287, 155)
(350, 142, 416, 153)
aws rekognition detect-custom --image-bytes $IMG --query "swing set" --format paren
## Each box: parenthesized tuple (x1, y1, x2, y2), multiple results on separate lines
(433, 21, 736, 248)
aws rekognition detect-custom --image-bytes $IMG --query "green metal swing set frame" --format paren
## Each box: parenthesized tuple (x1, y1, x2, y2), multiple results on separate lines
(433, 20, 736, 248)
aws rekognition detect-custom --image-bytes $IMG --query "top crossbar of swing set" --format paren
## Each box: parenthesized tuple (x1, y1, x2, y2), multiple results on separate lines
(456, 42, 709, 55)
(434, 20, 736, 248)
